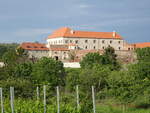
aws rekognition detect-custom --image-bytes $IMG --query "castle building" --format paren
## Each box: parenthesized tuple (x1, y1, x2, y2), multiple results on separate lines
(47, 27, 132, 50)
(20, 27, 149, 62)
(46, 27, 134, 61)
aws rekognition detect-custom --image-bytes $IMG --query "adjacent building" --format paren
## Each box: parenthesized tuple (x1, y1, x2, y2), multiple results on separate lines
(20, 42, 49, 59)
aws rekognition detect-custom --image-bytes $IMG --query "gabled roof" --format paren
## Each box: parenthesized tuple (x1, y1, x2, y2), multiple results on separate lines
(134, 42, 150, 48)
(20, 42, 49, 51)
(48, 27, 123, 39)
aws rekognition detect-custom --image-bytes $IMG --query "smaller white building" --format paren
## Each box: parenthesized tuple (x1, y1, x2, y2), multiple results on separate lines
(63, 62, 80, 68)
(0, 62, 5, 67)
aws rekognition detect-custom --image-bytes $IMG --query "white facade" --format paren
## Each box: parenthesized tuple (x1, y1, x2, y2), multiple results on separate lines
(47, 37, 125, 51)
(63, 62, 80, 68)
(0, 62, 5, 67)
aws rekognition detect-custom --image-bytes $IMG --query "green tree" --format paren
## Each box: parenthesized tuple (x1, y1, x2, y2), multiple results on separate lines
(108, 62, 150, 105)
(80, 52, 103, 68)
(79, 64, 111, 92)
(128, 62, 150, 80)
(0, 43, 18, 60)
(80, 47, 120, 70)
(14, 62, 32, 79)
(65, 68, 81, 91)
(31, 57, 65, 87)
(107, 71, 136, 104)
(0, 45, 8, 60)
(0, 78, 34, 98)
(2, 50, 18, 65)
(103, 46, 120, 70)
(136, 47, 150, 62)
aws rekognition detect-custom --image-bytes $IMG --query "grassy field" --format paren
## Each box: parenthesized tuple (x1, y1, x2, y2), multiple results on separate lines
(96, 104, 150, 113)
(1, 98, 150, 113)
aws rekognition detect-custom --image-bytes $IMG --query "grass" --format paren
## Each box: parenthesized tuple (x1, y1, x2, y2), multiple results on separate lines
(96, 104, 150, 113)
(1, 98, 150, 113)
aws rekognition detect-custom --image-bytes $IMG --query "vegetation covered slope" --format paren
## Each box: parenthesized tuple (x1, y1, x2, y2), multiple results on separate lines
(0, 45, 150, 113)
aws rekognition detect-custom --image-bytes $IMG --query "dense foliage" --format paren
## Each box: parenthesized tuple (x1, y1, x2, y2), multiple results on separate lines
(0, 45, 150, 112)
(80, 46, 120, 70)
(0, 43, 18, 60)
(32, 57, 65, 87)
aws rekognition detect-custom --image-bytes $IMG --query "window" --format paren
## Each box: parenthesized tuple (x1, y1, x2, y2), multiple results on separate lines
(118, 41, 121, 44)
(118, 47, 121, 50)
(102, 46, 105, 49)
(110, 40, 112, 44)
(85, 40, 88, 43)
(55, 52, 57, 54)
(64, 52, 66, 54)
(93, 46, 96, 49)
(75, 40, 78, 44)
(128, 48, 130, 51)
(85, 46, 87, 49)
(93, 40, 96, 43)
(65, 40, 68, 43)
(70, 40, 72, 43)
(102, 40, 105, 44)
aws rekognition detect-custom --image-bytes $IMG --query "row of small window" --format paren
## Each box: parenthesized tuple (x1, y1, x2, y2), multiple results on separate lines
(50, 40, 63, 44)
(65, 40, 78, 43)
(84, 46, 121, 50)
(55, 52, 66, 54)
(33, 51, 48, 53)
(65, 40, 121, 44)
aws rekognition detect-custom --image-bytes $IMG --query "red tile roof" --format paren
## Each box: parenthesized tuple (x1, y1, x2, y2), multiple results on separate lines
(134, 42, 150, 48)
(20, 42, 49, 51)
(48, 27, 122, 39)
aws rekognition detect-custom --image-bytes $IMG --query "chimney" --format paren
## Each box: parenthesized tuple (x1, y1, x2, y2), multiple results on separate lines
(70, 30, 75, 34)
(113, 31, 116, 37)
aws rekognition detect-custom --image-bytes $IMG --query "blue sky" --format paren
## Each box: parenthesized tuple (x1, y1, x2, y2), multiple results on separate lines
(0, 0, 150, 43)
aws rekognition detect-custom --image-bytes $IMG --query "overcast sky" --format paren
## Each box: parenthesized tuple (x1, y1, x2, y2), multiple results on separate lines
(0, 0, 150, 43)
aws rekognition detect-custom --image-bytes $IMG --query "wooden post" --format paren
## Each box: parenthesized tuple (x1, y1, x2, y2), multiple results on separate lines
(43, 85, 46, 113)
(92, 86, 96, 113)
(10, 87, 14, 113)
(56, 86, 60, 113)
(0, 88, 4, 113)
(36, 86, 39, 101)
(76, 85, 79, 110)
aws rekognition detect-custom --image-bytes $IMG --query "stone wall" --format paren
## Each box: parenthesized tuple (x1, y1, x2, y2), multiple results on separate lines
(27, 50, 49, 59)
